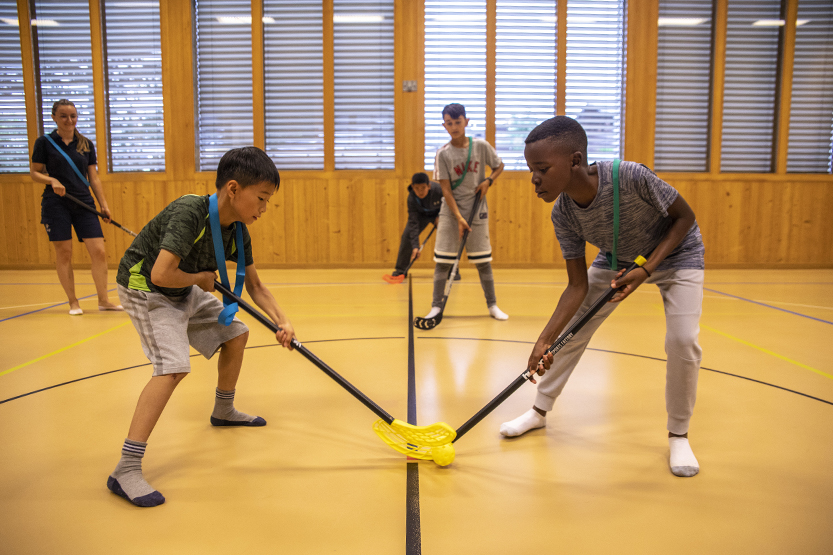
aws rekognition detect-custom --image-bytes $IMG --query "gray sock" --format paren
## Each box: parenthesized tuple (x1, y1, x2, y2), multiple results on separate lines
(432, 263, 453, 306)
(475, 262, 497, 307)
(107, 439, 165, 507)
(210, 388, 266, 427)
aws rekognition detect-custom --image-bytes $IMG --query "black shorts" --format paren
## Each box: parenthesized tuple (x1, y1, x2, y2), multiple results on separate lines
(41, 195, 104, 242)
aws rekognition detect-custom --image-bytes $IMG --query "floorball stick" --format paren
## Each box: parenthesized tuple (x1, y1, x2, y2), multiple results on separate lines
(453, 256, 648, 442)
(213, 280, 458, 465)
(382, 223, 437, 284)
(413, 192, 482, 330)
(63, 192, 138, 237)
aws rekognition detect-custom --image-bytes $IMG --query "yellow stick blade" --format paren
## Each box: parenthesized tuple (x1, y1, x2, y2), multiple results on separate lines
(373, 419, 457, 465)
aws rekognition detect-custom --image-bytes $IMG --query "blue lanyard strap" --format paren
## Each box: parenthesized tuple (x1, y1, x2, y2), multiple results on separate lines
(209, 193, 245, 326)
(44, 134, 91, 187)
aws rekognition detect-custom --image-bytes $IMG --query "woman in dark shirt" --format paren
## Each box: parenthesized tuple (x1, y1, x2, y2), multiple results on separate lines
(29, 99, 122, 315)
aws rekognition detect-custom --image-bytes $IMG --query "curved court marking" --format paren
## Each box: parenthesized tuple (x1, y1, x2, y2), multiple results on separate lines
(0, 321, 131, 377)
(0, 287, 117, 323)
(416, 336, 833, 406)
(0, 336, 405, 405)
(704, 287, 833, 325)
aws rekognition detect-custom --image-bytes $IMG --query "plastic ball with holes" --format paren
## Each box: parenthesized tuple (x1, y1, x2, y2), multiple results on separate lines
(431, 443, 455, 466)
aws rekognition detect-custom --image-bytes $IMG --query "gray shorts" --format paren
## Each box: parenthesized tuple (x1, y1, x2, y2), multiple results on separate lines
(433, 210, 492, 264)
(118, 285, 249, 376)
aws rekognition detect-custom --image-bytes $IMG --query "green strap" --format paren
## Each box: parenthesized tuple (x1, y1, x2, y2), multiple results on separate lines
(611, 159, 620, 271)
(450, 138, 474, 190)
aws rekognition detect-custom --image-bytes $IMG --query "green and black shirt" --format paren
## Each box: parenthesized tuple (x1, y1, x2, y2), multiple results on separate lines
(116, 194, 254, 297)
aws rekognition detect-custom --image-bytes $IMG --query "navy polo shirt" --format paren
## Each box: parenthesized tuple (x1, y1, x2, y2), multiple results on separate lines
(32, 130, 97, 202)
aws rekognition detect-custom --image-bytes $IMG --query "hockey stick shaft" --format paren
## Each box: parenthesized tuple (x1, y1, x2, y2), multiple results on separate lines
(453, 257, 646, 441)
(401, 223, 436, 276)
(441, 191, 482, 302)
(63, 192, 138, 237)
(213, 280, 396, 424)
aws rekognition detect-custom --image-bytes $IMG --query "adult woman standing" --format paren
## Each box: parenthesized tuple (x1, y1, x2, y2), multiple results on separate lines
(30, 99, 122, 315)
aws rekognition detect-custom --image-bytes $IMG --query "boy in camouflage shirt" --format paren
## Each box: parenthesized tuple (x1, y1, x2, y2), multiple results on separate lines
(108, 147, 295, 507)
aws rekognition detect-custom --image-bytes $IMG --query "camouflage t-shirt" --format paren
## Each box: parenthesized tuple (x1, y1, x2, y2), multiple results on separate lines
(116, 194, 254, 297)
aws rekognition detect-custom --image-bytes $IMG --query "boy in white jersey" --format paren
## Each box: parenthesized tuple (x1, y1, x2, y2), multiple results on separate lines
(501, 116, 705, 477)
(424, 103, 508, 321)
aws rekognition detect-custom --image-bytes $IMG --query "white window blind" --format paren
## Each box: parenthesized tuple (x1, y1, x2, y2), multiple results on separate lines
(495, 0, 556, 170)
(787, 0, 833, 173)
(0, 9, 29, 172)
(720, 0, 782, 173)
(263, 0, 324, 170)
(33, 0, 96, 147)
(655, 0, 713, 172)
(424, 1, 486, 170)
(333, 0, 394, 169)
(194, 0, 254, 172)
(102, 0, 165, 172)
(566, 0, 624, 162)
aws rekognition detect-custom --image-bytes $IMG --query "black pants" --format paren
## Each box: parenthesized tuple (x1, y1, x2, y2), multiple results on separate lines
(394, 216, 435, 274)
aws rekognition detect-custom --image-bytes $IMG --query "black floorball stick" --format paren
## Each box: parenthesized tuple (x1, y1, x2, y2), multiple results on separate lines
(63, 192, 138, 237)
(452, 256, 647, 442)
(212, 280, 458, 463)
(382, 223, 437, 283)
(413, 191, 482, 330)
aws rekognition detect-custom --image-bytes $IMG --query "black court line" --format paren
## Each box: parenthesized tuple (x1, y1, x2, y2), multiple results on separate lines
(406, 275, 422, 555)
(704, 287, 833, 325)
(417, 337, 833, 407)
(0, 336, 404, 405)
(0, 288, 116, 323)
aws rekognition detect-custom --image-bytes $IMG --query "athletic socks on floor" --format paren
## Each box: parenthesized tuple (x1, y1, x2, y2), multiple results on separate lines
(107, 439, 165, 507)
(210, 388, 266, 426)
(500, 409, 546, 437)
(669, 436, 700, 477)
(488, 305, 509, 320)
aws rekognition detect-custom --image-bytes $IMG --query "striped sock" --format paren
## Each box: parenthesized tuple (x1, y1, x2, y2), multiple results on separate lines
(210, 388, 266, 427)
(107, 439, 165, 507)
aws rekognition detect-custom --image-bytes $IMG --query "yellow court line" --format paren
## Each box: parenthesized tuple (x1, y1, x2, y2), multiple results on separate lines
(0, 322, 130, 377)
(701, 323, 833, 381)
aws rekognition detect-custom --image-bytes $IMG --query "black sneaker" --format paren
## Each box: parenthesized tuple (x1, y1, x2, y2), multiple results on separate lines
(454, 272, 461, 281)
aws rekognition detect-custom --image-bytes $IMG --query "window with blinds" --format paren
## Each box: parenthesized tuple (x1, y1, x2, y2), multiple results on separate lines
(0, 10, 29, 172)
(33, 0, 96, 148)
(655, 0, 714, 172)
(194, 0, 254, 172)
(424, 1, 487, 170)
(333, 0, 394, 170)
(787, 0, 833, 173)
(102, 0, 165, 172)
(566, 0, 624, 162)
(721, 0, 782, 173)
(263, 0, 324, 170)
(495, 0, 556, 171)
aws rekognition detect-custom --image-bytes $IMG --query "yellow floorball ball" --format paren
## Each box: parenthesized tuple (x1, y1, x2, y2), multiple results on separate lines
(431, 444, 455, 466)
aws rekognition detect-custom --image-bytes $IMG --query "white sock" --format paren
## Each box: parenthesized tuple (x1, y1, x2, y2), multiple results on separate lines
(424, 307, 441, 319)
(669, 436, 699, 477)
(488, 305, 508, 320)
(500, 409, 545, 437)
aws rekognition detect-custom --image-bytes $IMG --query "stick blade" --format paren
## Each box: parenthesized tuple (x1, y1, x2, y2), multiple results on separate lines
(413, 312, 442, 330)
(373, 419, 456, 466)
(382, 274, 405, 284)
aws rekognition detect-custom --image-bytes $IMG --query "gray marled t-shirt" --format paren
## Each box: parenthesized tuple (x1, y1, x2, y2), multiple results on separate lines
(551, 161, 704, 271)
(434, 137, 502, 221)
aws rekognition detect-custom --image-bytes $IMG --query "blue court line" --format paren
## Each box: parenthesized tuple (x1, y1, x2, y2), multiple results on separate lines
(0, 288, 116, 323)
(703, 287, 833, 325)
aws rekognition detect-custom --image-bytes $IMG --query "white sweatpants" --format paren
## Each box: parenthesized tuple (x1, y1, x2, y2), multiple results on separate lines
(534, 267, 704, 435)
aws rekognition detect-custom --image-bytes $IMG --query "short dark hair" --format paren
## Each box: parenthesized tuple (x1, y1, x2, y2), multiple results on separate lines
(442, 103, 466, 120)
(525, 116, 588, 161)
(411, 172, 430, 185)
(216, 147, 280, 191)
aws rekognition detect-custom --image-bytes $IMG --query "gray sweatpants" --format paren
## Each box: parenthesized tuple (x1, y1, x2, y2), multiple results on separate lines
(534, 267, 704, 435)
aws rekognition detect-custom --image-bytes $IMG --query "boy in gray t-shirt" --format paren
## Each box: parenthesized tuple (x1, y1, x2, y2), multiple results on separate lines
(425, 103, 507, 320)
(500, 116, 705, 478)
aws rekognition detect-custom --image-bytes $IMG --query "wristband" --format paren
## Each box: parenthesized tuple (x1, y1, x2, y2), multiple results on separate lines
(485, 177, 493, 186)
(640, 266, 652, 278)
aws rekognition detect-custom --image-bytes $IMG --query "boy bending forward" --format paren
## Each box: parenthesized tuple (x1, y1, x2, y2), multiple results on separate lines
(108, 147, 295, 506)
(502, 117, 705, 477)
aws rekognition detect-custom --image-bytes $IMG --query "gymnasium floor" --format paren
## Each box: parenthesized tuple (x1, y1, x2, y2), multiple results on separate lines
(1, 267, 831, 554)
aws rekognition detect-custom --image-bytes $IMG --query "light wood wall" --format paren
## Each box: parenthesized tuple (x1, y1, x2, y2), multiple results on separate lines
(2, 0, 831, 270)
